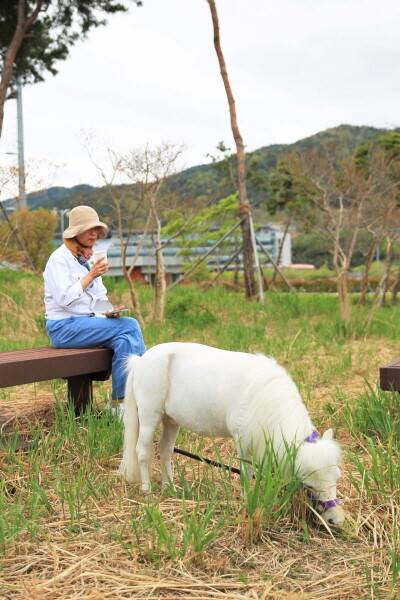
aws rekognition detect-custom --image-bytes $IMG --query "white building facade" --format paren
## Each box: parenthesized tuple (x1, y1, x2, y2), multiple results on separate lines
(102, 224, 291, 282)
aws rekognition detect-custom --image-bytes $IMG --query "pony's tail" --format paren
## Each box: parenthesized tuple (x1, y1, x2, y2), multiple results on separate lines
(118, 354, 142, 483)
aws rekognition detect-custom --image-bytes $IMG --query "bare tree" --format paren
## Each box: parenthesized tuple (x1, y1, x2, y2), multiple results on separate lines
(279, 145, 399, 324)
(120, 143, 194, 323)
(86, 140, 200, 324)
(363, 232, 399, 328)
(83, 142, 147, 328)
(272, 220, 291, 285)
(357, 194, 397, 307)
(356, 137, 400, 309)
(206, 0, 256, 298)
(0, 159, 59, 270)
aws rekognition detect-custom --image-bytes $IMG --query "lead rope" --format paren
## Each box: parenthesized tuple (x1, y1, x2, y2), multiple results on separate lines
(173, 431, 320, 476)
(174, 430, 340, 510)
(173, 447, 243, 475)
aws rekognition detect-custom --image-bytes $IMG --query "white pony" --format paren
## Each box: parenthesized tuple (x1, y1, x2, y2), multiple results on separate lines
(119, 342, 344, 527)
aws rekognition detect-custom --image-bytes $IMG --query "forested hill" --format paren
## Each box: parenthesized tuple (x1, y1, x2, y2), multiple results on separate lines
(24, 124, 395, 220)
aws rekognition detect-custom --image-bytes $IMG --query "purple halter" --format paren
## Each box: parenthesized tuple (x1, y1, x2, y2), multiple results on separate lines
(305, 430, 319, 443)
(304, 488, 340, 509)
(302, 430, 340, 510)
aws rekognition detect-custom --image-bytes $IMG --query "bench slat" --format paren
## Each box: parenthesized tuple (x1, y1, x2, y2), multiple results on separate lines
(0, 347, 113, 388)
(379, 358, 400, 391)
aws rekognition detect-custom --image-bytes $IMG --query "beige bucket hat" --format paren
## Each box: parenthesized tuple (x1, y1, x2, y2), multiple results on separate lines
(63, 205, 108, 239)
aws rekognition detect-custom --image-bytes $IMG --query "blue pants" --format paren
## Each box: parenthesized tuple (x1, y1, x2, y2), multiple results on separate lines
(46, 316, 146, 400)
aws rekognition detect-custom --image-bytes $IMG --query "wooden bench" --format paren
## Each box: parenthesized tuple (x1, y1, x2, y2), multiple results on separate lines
(0, 347, 113, 414)
(379, 358, 400, 392)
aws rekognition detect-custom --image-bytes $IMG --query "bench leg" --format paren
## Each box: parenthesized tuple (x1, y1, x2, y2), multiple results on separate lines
(67, 375, 93, 415)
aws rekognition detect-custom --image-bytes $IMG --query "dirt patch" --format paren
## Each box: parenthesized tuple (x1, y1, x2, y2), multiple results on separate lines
(0, 389, 58, 437)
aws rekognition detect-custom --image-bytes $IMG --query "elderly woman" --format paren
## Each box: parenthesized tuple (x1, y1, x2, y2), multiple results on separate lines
(43, 205, 146, 414)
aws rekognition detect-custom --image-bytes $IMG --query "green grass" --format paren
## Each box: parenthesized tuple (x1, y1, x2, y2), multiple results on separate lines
(342, 384, 399, 442)
(0, 270, 399, 597)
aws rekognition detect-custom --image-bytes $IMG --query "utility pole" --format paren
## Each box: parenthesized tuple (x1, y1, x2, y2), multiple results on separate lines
(16, 78, 26, 207)
(58, 208, 70, 238)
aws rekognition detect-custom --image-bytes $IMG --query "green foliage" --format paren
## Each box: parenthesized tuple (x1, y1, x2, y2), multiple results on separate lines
(13, 207, 58, 270)
(204, 141, 238, 191)
(23, 125, 397, 219)
(342, 384, 399, 443)
(268, 160, 314, 219)
(164, 194, 238, 239)
(240, 438, 301, 540)
(0, 1, 142, 93)
(164, 194, 239, 278)
(347, 435, 399, 499)
(354, 131, 400, 185)
(165, 287, 217, 333)
(354, 144, 371, 177)
(292, 233, 331, 268)
(377, 131, 400, 161)
(292, 230, 382, 268)
(0, 207, 58, 271)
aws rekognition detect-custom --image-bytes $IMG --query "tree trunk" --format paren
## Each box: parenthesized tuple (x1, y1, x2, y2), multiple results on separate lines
(364, 237, 396, 329)
(272, 219, 290, 284)
(390, 268, 400, 305)
(150, 199, 167, 323)
(124, 265, 145, 330)
(108, 182, 145, 329)
(379, 238, 394, 307)
(337, 270, 351, 324)
(332, 241, 351, 324)
(357, 238, 379, 307)
(330, 211, 352, 324)
(123, 212, 147, 330)
(0, 0, 43, 137)
(152, 245, 166, 322)
(207, 0, 256, 298)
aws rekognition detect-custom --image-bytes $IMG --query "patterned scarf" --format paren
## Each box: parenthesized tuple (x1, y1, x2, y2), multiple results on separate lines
(64, 237, 94, 271)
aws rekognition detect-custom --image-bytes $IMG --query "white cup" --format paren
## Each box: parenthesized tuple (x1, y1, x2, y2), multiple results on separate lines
(90, 250, 108, 266)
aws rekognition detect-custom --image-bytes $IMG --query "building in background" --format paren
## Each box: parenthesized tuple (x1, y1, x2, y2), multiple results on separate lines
(103, 224, 291, 283)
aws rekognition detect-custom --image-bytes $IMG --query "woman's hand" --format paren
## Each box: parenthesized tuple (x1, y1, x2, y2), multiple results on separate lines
(81, 257, 109, 291)
(90, 257, 109, 279)
(105, 311, 121, 319)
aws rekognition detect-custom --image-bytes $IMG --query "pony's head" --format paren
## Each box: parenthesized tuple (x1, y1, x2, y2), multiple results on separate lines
(296, 428, 345, 527)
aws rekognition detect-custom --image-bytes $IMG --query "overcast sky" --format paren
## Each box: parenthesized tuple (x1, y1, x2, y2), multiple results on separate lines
(1, 0, 399, 194)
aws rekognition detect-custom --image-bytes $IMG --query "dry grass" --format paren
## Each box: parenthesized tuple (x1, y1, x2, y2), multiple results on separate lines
(1, 343, 398, 600)
(0, 278, 398, 599)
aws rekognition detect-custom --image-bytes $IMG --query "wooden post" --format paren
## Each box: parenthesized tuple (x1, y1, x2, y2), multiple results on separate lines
(67, 375, 93, 415)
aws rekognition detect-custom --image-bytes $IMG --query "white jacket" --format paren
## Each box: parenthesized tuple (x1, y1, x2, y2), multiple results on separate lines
(43, 244, 108, 320)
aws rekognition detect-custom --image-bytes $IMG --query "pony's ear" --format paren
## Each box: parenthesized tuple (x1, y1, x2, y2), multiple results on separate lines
(322, 428, 334, 440)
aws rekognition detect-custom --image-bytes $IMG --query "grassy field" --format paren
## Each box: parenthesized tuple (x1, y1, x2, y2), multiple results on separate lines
(0, 270, 399, 599)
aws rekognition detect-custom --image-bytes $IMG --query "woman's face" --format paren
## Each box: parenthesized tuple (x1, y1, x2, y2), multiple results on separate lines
(75, 227, 100, 247)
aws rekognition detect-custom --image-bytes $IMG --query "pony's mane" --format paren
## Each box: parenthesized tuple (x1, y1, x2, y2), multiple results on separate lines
(239, 354, 314, 460)
(296, 437, 342, 475)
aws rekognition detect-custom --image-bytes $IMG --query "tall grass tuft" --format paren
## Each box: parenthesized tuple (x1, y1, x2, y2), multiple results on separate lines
(240, 438, 301, 542)
(342, 383, 399, 442)
(347, 435, 399, 499)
